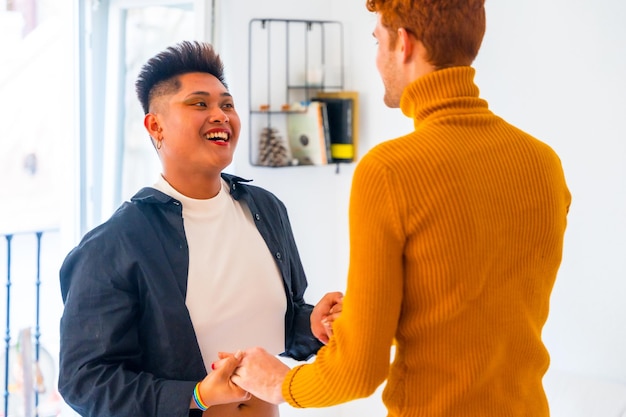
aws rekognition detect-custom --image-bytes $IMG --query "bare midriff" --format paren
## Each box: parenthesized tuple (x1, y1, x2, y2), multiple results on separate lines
(201, 396, 279, 417)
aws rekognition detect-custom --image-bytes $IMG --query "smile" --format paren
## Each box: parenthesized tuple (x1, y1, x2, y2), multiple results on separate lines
(205, 131, 229, 142)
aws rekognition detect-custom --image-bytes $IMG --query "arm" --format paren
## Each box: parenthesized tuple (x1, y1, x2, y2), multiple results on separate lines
(59, 234, 198, 417)
(59, 211, 206, 417)
(284, 156, 404, 406)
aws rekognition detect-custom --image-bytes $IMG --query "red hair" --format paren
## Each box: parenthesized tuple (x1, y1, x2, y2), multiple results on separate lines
(366, 0, 486, 68)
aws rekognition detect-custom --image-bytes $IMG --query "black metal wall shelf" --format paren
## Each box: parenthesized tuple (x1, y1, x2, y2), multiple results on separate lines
(247, 18, 347, 168)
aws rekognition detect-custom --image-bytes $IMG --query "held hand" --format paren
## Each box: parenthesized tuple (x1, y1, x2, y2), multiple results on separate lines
(311, 291, 344, 344)
(230, 347, 290, 405)
(196, 351, 251, 409)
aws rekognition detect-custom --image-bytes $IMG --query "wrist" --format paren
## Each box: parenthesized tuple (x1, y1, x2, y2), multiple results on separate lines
(193, 382, 209, 411)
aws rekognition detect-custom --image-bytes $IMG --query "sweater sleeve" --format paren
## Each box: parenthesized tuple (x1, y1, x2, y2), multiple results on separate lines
(282, 152, 405, 407)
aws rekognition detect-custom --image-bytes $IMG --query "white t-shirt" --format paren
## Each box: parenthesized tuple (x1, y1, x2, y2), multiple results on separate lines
(154, 176, 286, 369)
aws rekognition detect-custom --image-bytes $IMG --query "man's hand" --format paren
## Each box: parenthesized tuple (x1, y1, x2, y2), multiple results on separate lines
(195, 351, 251, 409)
(229, 347, 290, 405)
(311, 291, 344, 344)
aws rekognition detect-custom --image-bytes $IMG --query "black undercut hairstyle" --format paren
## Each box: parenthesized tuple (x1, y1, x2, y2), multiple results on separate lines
(135, 40, 227, 115)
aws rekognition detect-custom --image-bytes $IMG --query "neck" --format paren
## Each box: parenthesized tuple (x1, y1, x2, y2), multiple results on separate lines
(407, 39, 437, 81)
(160, 173, 222, 199)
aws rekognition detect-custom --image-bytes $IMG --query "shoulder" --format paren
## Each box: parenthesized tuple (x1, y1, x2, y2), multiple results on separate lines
(77, 188, 181, 249)
(354, 141, 404, 182)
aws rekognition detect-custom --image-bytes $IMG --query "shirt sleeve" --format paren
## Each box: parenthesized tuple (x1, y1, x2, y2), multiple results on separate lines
(59, 226, 197, 417)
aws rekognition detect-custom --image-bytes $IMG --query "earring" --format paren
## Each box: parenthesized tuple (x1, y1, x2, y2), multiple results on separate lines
(156, 127, 164, 149)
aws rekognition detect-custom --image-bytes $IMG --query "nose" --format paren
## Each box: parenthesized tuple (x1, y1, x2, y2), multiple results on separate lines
(210, 106, 229, 123)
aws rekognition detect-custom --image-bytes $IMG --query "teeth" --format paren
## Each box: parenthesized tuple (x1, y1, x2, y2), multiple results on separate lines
(206, 132, 229, 141)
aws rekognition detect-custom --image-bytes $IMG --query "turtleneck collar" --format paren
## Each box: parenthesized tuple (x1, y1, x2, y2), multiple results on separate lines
(399, 66, 487, 125)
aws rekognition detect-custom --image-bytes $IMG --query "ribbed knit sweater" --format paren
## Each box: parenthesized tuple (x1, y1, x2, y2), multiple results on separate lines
(282, 66, 571, 416)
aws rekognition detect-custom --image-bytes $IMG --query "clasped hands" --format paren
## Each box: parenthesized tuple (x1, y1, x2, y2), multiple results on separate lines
(203, 291, 343, 406)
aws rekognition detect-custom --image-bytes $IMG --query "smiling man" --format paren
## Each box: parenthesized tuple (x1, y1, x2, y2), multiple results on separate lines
(58, 41, 322, 417)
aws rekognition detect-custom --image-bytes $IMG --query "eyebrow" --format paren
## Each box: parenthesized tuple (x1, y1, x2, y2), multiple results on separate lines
(186, 91, 232, 98)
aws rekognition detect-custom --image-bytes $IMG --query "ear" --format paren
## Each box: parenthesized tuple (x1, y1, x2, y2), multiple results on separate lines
(396, 27, 414, 63)
(144, 113, 161, 138)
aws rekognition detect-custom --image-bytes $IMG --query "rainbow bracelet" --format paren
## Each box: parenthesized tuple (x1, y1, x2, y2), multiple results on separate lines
(193, 382, 209, 411)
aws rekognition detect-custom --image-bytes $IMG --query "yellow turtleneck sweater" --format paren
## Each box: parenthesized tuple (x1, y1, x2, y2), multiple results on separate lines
(281, 67, 571, 416)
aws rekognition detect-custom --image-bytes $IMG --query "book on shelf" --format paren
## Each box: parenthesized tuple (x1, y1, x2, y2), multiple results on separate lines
(287, 101, 331, 165)
(312, 96, 354, 163)
(314, 91, 359, 162)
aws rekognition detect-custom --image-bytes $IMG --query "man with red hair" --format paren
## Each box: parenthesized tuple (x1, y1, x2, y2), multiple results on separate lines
(232, 2, 571, 416)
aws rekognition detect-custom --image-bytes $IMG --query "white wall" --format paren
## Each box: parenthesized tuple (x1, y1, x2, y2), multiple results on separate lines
(473, 1, 626, 384)
(218, 0, 626, 415)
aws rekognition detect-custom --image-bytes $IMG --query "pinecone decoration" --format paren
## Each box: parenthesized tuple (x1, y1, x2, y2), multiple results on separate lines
(258, 127, 291, 167)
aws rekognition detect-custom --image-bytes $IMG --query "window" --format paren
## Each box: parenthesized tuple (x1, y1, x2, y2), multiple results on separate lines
(0, 0, 74, 234)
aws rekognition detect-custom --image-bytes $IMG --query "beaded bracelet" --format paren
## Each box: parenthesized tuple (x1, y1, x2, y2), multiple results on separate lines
(193, 382, 209, 411)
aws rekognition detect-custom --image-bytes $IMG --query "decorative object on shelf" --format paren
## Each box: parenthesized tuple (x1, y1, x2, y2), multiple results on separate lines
(258, 127, 291, 167)
(287, 101, 331, 166)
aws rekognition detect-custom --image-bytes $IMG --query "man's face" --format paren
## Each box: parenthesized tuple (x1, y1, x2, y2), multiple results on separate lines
(149, 72, 241, 181)
(374, 14, 403, 108)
